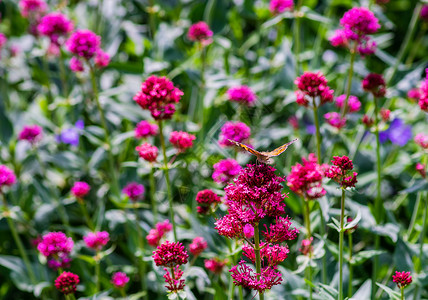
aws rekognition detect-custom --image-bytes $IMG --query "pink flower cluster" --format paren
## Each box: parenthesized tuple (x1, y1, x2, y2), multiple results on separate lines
(136, 143, 159, 162)
(205, 258, 227, 274)
(294, 72, 334, 107)
(326, 156, 358, 188)
(189, 237, 207, 256)
(0, 33, 7, 50)
(83, 231, 110, 251)
(212, 158, 242, 184)
(420, 5, 428, 22)
(299, 237, 313, 256)
(362, 73, 386, 97)
(380, 108, 390, 121)
(324, 112, 347, 130)
(195, 189, 221, 214)
(18, 125, 42, 144)
(111, 272, 129, 289)
(71, 181, 90, 198)
(215, 164, 298, 293)
(330, 7, 380, 57)
(219, 121, 251, 147)
(419, 70, 428, 112)
(414, 133, 428, 149)
(187, 21, 213, 46)
(135, 120, 158, 138)
(169, 131, 196, 152)
(153, 241, 189, 293)
(392, 271, 412, 289)
(287, 153, 327, 199)
(416, 163, 426, 178)
(146, 220, 173, 247)
(55, 272, 79, 295)
(0, 165, 16, 190)
(335, 95, 361, 113)
(37, 232, 74, 269)
(269, 0, 294, 15)
(122, 182, 145, 201)
(19, 0, 47, 19)
(134, 76, 184, 120)
(37, 13, 74, 46)
(227, 86, 256, 106)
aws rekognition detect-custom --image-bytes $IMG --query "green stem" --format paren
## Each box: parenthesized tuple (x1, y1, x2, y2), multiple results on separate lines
(311, 0, 334, 68)
(79, 201, 95, 230)
(406, 192, 422, 239)
(386, 3, 422, 84)
(135, 207, 148, 300)
(312, 103, 322, 163)
(95, 255, 100, 293)
(303, 199, 313, 300)
(1, 193, 37, 284)
(254, 224, 264, 300)
(59, 52, 69, 97)
(401, 287, 404, 300)
(293, 0, 304, 74)
(348, 233, 353, 299)
(373, 96, 383, 223)
(89, 65, 120, 197)
(149, 165, 158, 223)
(338, 188, 346, 300)
(405, 26, 426, 66)
(148, 0, 157, 39)
(158, 120, 178, 241)
(318, 204, 327, 284)
(120, 288, 127, 298)
(372, 235, 380, 300)
(341, 42, 358, 118)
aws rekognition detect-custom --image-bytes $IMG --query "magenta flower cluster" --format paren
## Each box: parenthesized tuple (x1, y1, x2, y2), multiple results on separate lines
(37, 232, 74, 269)
(195, 189, 221, 214)
(335, 94, 361, 113)
(287, 153, 327, 199)
(18, 125, 42, 144)
(122, 182, 145, 201)
(147, 220, 173, 247)
(212, 158, 242, 184)
(227, 85, 257, 106)
(83, 231, 110, 251)
(19, 0, 47, 19)
(294, 72, 334, 107)
(135, 120, 158, 138)
(219, 121, 251, 147)
(136, 142, 159, 162)
(189, 237, 208, 256)
(111, 272, 129, 289)
(55, 271, 79, 295)
(362, 73, 386, 98)
(134, 75, 184, 120)
(215, 164, 298, 294)
(326, 156, 358, 188)
(71, 181, 91, 198)
(392, 271, 412, 289)
(37, 12, 74, 46)
(269, 0, 294, 15)
(187, 21, 213, 46)
(169, 131, 196, 152)
(0, 165, 16, 190)
(414, 133, 428, 149)
(204, 258, 227, 274)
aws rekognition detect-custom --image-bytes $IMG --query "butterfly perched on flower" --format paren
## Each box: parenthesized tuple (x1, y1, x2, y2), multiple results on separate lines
(228, 139, 298, 164)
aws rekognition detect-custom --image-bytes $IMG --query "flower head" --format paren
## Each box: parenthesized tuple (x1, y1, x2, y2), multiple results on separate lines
(295, 72, 334, 107)
(134, 75, 183, 120)
(188, 21, 213, 45)
(414, 133, 428, 149)
(335, 95, 361, 113)
(164, 266, 186, 293)
(230, 261, 282, 293)
(357, 37, 377, 57)
(212, 158, 242, 184)
(135, 120, 158, 138)
(420, 5, 428, 22)
(66, 29, 101, 59)
(362, 73, 386, 97)
(146, 220, 173, 247)
(83, 231, 109, 251)
(330, 29, 349, 48)
(269, 0, 294, 14)
(219, 121, 251, 147)
(326, 156, 357, 188)
(153, 241, 189, 267)
(262, 216, 299, 243)
(136, 143, 158, 162)
(340, 7, 380, 40)
(195, 189, 221, 214)
(0, 165, 16, 190)
(94, 49, 110, 68)
(18, 125, 42, 144)
(407, 88, 421, 101)
(71, 181, 90, 198)
(324, 112, 347, 130)
(69, 57, 84, 72)
(189, 237, 207, 256)
(55, 272, 79, 295)
(392, 271, 412, 289)
(299, 237, 313, 256)
(287, 153, 327, 199)
(111, 272, 129, 289)
(37, 232, 74, 269)
(205, 258, 227, 274)
(243, 224, 255, 239)
(57, 120, 84, 146)
(380, 108, 390, 121)
(37, 13, 74, 45)
(122, 182, 145, 201)
(227, 86, 257, 106)
(169, 131, 196, 152)
(362, 115, 374, 127)
(19, 0, 47, 19)
(416, 163, 426, 178)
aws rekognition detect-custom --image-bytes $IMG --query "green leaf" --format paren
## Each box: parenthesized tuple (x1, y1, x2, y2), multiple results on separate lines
(350, 250, 385, 266)
(376, 283, 401, 300)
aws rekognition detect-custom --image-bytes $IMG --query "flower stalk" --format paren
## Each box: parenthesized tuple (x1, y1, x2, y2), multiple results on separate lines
(338, 188, 346, 300)
(149, 165, 158, 223)
(253, 223, 264, 300)
(158, 120, 178, 241)
(348, 233, 353, 298)
(341, 42, 358, 118)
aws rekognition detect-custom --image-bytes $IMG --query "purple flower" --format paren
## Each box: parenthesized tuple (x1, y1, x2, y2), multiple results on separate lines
(379, 119, 412, 146)
(57, 120, 84, 146)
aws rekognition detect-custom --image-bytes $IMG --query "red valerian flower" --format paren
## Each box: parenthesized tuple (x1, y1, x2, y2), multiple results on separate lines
(212, 158, 242, 184)
(169, 131, 196, 152)
(219, 121, 251, 147)
(18, 125, 42, 144)
(189, 237, 208, 256)
(66, 29, 100, 59)
(152, 241, 189, 267)
(205, 258, 228, 274)
(299, 237, 313, 256)
(55, 272, 79, 295)
(392, 271, 412, 289)
(71, 181, 90, 198)
(269, 0, 294, 14)
(195, 189, 221, 214)
(83, 231, 109, 251)
(414, 133, 428, 149)
(0, 165, 16, 189)
(295, 72, 334, 107)
(340, 7, 380, 40)
(135, 120, 158, 138)
(136, 143, 158, 162)
(362, 73, 386, 97)
(122, 182, 145, 201)
(326, 156, 358, 188)
(324, 112, 347, 130)
(187, 21, 213, 46)
(111, 272, 129, 289)
(164, 266, 186, 292)
(362, 115, 374, 127)
(227, 86, 257, 106)
(146, 220, 173, 247)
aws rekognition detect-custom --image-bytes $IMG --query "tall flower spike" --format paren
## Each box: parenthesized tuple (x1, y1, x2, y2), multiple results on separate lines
(55, 272, 79, 295)
(152, 241, 189, 267)
(392, 271, 412, 289)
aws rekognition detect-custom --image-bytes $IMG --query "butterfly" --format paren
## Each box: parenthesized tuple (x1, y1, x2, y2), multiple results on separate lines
(228, 138, 298, 164)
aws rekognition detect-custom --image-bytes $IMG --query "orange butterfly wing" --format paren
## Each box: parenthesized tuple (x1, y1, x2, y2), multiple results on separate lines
(266, 138, 298, 157)
(228, 140, 264, 157)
